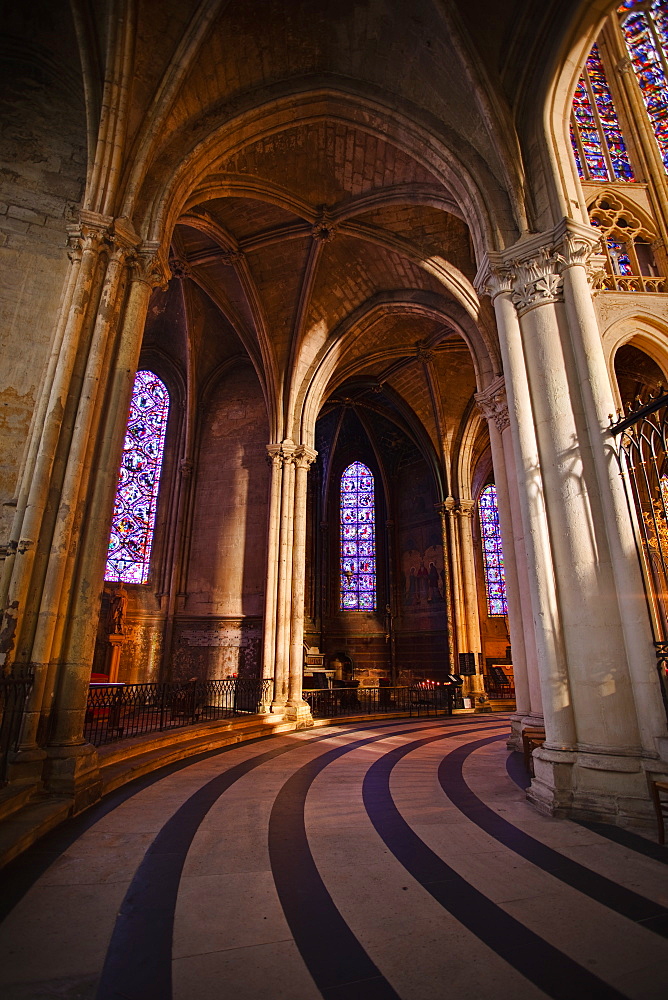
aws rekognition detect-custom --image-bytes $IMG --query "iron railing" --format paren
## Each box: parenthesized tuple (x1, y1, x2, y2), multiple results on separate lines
(611, 390, 668, 719)
(486, 681, 516, 701)
(0, 668, 34, 784)
(84, 677, 272, 747)
(303, 685, 455, 719)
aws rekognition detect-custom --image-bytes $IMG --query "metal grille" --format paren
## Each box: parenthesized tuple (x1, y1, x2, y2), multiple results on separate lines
(84, 677, 272, 747)
(611, 390, 668, 718)
(0, 668, 34, 784)
(303, 685, 454, 719)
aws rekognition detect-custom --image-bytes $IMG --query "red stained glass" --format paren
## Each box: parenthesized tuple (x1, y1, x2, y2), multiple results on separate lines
(340, 461, 376, 611)
(572, 45, 634, 181)
(105, 371, 169, 584)
(479, 484, 508, 617)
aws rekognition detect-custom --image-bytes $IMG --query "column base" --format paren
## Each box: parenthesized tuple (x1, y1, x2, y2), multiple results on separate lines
(284, 699, 314, 728)
(527, 745, 668, 832)
(44, 743, 101, 813)
(5, 747, 47, 787)
(506, 714, 524, 751)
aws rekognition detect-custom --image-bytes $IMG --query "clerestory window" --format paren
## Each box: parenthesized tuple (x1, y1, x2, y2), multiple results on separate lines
(618, 0, 668, 173)
(340, 461, 376, 610)
(104, 370, 170, 584)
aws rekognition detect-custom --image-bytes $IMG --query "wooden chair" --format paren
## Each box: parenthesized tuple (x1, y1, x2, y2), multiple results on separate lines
(522, 726, 546, 776)
(649, 778, 668, 845)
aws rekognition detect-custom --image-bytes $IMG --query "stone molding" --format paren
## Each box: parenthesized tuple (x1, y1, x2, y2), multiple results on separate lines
(266, 441, 317, 469)
(475, 376, 510, 433)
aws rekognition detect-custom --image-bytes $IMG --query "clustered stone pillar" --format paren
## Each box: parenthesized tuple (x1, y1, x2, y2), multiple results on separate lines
(262, 440, 317, 724)
(437, 497, 484, 701)
(475, 377, 542, 748)
(0, 211, 168, 803)
(476, 218, 668, 824)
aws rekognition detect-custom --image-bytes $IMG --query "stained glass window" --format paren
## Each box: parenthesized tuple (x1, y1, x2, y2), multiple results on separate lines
(340, 461, 376, 610)
(571, 44, 634, 181)
(105, 370, 170, 584)
(618, 1, 668, 173)
(479, 484, 508, 617)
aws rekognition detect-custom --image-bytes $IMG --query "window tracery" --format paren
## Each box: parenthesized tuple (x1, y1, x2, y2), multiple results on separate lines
(478, 484, 508, 618)
(105, 370, 170, 584)
(588, 191, 665, 291)
(340, 461, 376, 611)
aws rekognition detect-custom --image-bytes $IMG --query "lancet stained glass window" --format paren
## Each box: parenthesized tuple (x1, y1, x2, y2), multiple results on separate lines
(619, 1, 668, 173)
(479, 484, 508, 617)
(340, 461, 376, 610)
(571, 44, 634, 181)
(105, 370, 170, 584)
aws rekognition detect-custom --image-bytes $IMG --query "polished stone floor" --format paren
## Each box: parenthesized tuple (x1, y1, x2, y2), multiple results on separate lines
(1, 715, 667, 1000)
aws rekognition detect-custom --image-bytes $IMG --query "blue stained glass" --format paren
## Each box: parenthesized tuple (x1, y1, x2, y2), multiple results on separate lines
(340, 461, 376, 611)
(105, 371, 170, 584)
(479, 484, 508, 617)
(620, 1, 668, 173)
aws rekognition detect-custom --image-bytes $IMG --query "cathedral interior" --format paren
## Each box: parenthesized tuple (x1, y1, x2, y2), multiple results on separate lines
(1, 1, 668, 997)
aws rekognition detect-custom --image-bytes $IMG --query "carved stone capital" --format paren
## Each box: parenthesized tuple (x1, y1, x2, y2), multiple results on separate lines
(474, 258, 514, 301)
(130, 242, 171, 289)
(458, 498, 475, 518)
(508, 245, 563, 313)
(294, 445, 318, 470)
(66, 210, 115, 261)
(475, 376, 510, 433)
(179, 459, 194, 478)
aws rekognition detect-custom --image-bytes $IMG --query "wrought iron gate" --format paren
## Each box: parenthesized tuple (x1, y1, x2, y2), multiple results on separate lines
(610, 390, 668, 720)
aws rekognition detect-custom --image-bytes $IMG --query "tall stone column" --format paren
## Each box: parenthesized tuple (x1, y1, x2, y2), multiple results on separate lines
(272, 441, 295, 711)
(43, 249, 168, 801)
(500, 421, 542, 721)
(261, 445, 284, 710)
(456, 499, 486, 700)
(476, 379, 533, 745)
(435, 503, 456, 674)
(479, 223, 661, 825)
(286, 446, 317, 724)
(444, 496, 467, 658)
(476, 255, 577, 767)
(558, 221, 667, 759)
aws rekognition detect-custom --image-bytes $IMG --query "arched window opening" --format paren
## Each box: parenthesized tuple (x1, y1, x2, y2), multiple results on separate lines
(614, 342, 666, 409)
(588, 192, 665, 291)
(340, 461, 376, 610)
(571, 43, 634, 182)
(618, 1, 668, 173)
(105, 370, 170, 584)
(479, 484, 508, 618)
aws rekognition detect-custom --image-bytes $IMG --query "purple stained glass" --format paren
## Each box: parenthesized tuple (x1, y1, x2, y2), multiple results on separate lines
(340, 461, 376, 611)
(105, 371, 170, 584)
(479, 484, 508, 617)
(620, 1, 668, 173)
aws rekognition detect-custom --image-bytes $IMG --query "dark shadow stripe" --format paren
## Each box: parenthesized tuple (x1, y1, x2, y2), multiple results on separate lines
(363, 734, 629, 1000)
(506, 748, 531, 790)
(96, 718, 472, 1000)
(268, 722, 505, 1000)
(575, 820, 668, 865)
(441, 736, 668, 937)
(0, 717, 446, 924)
(505, 749, 668, 866)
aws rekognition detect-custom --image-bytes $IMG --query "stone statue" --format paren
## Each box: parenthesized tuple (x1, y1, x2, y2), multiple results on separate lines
(109, 581, 128, 635)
